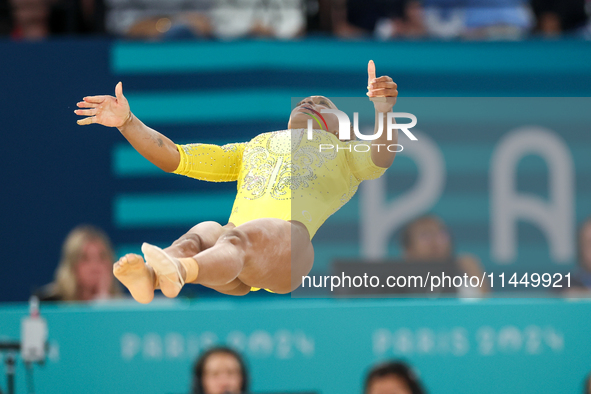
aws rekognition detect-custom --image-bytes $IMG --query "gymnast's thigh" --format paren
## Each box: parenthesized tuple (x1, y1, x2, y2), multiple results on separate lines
(229, 218, 314, 294)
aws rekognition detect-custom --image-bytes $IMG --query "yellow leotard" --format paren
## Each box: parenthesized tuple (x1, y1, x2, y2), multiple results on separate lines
(173, 129, 387, 240)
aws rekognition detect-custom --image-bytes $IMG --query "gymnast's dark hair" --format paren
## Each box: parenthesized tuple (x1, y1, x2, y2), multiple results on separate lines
(192, 346, 249, 394)
(364, 361, 426, 394)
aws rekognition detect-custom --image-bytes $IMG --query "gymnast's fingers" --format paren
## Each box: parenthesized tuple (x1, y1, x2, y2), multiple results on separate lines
(368, 60, 377, 84)
(76, 116, 96, 126)
(367, 88, 398, 97)
(372, 76, 393, 83)
(369, 81, 397, 90)
(115, 81, 126, 103)
(74, 109, 97, 116)
(77, 101, 98, 108)
(83, 95, 107, 104)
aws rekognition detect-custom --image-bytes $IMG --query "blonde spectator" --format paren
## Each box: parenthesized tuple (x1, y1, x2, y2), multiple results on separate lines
(36, 225, 123, 301)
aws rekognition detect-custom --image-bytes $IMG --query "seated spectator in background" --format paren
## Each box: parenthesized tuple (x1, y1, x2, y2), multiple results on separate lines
(364, 360, 426, 394)
(401, 214, 489, 295)
(36, 224, 122, 301)
(561, 217, 591, 296)
(9, 0, 50, 39)
(0, 0, 11, 35)
(422, 0, 467, 39)
(395, 0, 428, 37)
(192, 346, 249, 394)
(105, 0, 304, 40)
(104, 0, 213, 39)
(424, 0, 533, 40)
(5, 0, 105, 38)
(530, 0, 588, 37)
(462, 0, 533, 40)
(210, 0, 305, 39)
(331, 0, 409, 39)
(373, 0, 428, 39)
(49, 0, 106, 35)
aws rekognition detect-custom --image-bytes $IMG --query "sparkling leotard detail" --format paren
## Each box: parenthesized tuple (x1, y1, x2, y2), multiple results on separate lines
(173, 129, 387, 240)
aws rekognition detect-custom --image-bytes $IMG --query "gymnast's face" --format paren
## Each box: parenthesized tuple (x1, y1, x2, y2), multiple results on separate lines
(288, 96, 342, 138)
(202, 352, 243, 394)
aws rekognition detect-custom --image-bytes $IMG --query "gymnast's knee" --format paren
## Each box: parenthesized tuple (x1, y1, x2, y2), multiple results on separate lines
(188, 221, 219, 232)
(173, 233, 203, 254)
(218, 228, 249, 249)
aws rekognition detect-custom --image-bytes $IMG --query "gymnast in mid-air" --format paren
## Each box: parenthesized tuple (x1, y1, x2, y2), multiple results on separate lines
(75, 60, 399, 303)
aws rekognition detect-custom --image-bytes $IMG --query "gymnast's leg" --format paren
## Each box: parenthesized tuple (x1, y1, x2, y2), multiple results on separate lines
(114, 221, 232, 303)
(142, 218, 314, 295)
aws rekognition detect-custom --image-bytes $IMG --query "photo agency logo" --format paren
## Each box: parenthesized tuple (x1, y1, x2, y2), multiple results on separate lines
(303, 107, 418, 152)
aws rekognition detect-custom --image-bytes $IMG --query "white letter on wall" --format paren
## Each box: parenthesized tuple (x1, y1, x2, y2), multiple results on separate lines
(491, 126, 574, 264)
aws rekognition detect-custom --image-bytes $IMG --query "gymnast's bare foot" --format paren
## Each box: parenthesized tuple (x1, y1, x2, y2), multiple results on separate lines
(113, 254, 155, 304)
(141, 243, 186, 299)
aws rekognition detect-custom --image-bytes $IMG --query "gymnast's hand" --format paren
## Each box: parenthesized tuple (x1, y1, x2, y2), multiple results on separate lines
(366, 60, 398, 113)
(75, 82, 132, 127)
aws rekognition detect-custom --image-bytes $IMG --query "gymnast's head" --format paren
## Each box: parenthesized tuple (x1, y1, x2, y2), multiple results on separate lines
(288, 95, 345, 139)
(192, 346, 249, 394)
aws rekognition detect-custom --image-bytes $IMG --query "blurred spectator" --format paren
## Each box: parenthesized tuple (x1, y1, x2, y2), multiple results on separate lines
(0, 0, 11, 34)
(373, 0, 428, 39)
(396, 0, 428, 37)
(462, 0, 533, 39)
(332, 0, 403, 38)
(36, 224, 122, 302)
(305, 0, 333, 33)
(561, 217, 591, 296)
(422, 0, 467, 39)
(364, 360, 426, 394)
(49, 0, 106, 35)
(422, 0, 533, 39)
(585, 372, 591, 394)
(210, 0, 305, 39)
(104, 0, 213, 39)
(192, 346, 249, 394)
(530, 0, 588, 37)
(401, 214, 489, 295)
(105, 0, 306, 40)
(9, 0, 50, 39)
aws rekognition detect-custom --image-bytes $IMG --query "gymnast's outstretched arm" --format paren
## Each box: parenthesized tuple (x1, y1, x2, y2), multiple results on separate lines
(75, 82, 180, 173)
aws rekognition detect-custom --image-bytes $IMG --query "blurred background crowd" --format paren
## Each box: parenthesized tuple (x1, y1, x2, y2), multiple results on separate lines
(33, 215, 591, 303)
(192, 348, 428, 394)
(1, 0, 591, 41)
